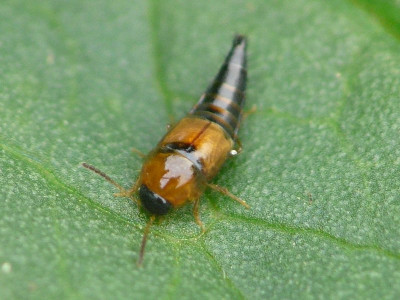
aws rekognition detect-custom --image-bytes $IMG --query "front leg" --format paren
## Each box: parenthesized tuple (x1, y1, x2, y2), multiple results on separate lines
(113, 177, 141, 205)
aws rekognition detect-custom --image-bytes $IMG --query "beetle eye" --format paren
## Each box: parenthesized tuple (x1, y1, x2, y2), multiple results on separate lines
(139, 184, 172, 215)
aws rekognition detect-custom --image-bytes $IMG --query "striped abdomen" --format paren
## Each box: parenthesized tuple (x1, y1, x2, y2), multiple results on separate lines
(190, 35, 247, 139)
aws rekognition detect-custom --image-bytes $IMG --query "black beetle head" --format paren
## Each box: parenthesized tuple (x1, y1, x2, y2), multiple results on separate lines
(139, 184, 172, 216)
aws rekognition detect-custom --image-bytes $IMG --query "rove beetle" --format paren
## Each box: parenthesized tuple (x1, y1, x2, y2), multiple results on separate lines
(83, 35, 249, 265)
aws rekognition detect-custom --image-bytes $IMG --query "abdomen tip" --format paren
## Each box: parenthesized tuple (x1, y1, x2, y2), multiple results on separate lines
(233, 34, 247, 45)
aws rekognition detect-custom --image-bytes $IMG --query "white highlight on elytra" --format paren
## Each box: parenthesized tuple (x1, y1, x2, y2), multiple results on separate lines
(160, 155, 193, 189)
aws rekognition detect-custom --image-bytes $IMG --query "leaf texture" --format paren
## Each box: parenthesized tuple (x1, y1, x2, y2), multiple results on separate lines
(1, 0, 400, 299)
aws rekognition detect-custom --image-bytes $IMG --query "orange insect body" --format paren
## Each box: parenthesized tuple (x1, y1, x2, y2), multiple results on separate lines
(139, 117, 233, 211)
(83, 35, 248, 265)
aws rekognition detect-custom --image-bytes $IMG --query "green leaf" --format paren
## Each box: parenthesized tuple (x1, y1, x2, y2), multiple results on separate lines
(1, 0, 400, 299)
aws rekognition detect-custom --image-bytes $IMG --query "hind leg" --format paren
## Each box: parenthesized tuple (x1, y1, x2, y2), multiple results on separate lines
(206, 183, 250, 209)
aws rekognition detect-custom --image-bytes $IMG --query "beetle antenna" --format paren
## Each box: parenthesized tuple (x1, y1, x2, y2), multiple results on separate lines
(137, 215, 156, 267)
(81, 162, 126, 193)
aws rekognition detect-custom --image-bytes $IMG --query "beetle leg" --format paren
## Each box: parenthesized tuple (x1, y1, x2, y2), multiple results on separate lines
(206, 183, 250, 209)
(193, 198, 205, 233)
(131, 147, 146, 159)
(113, 177, 141, 203)
(242, 104, 257, 121)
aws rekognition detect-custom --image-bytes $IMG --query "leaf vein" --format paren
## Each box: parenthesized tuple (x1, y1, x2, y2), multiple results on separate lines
(224, 213, 400, 260)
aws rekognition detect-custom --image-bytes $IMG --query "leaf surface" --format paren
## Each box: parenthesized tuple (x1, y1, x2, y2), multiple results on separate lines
(1, 0, 400, 299)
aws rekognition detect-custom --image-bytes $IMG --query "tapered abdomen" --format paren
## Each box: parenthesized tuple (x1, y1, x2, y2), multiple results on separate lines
(190, 35, 247, 139)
